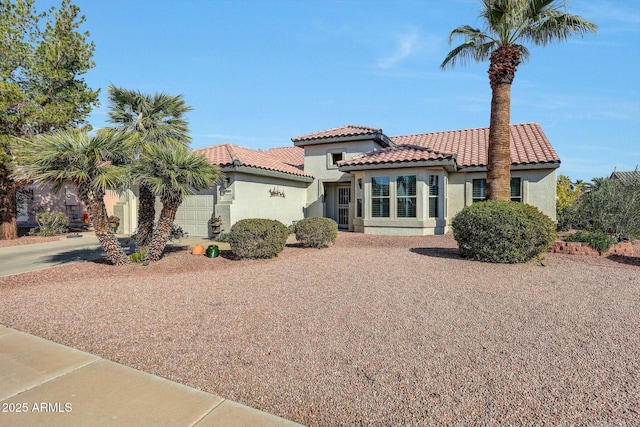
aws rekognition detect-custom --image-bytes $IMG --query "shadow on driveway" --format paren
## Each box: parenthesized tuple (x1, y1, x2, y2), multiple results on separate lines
(42, 247, 107, 265)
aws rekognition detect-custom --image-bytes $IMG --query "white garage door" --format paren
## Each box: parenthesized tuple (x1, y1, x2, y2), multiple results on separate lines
(174, 191, 215, 237)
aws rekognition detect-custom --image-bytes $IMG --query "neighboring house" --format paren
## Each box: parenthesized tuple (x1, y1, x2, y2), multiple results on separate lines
(17, 183, 89, 225)
(610, 169, 640, 185)
(113, 122, 560, 237)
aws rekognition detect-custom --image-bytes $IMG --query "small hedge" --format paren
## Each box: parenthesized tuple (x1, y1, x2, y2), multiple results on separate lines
(228, 218, 289, 259)
(30, 211, 69, 237)
(295, 217, 338, 248)
(565, 230, 616, 254)
(452, 201, 556, 263)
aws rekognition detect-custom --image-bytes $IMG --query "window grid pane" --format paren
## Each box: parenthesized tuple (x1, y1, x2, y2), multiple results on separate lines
(429, 175, 439, 218)
(397, 197, 416, 218)
(396, 176, 416, 197)
(429, 197, 438, 218)
(372, 198, 389, 217)
(510, 177, 522, 201)
(472, 179, 486, 203)
(372, 177, 390, 197)
(429, 175, 439, 196)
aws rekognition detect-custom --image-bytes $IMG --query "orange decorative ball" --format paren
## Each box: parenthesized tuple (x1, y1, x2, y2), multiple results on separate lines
(191, 244, 205, 255)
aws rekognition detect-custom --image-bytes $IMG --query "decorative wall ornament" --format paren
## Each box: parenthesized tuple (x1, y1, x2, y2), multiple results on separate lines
(269, 187, 286, 198)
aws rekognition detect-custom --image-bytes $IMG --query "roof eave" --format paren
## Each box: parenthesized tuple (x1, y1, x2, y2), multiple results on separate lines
(458, 161, 561, 172)
(221, 164, 314, 183)
(338, 158, 457, 173)
(292, 132, 393, 148)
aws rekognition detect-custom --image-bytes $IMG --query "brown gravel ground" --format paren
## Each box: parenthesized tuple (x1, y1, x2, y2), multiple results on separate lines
(0, 234, 63, 248)
(1, 233, 639, 426)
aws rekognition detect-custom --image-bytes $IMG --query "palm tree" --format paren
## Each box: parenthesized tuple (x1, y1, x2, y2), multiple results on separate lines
(12, 129, 131, 265)
(133, 143, 220, 262)
(106, 85, 192, 251)
(441, 0, 596, 200)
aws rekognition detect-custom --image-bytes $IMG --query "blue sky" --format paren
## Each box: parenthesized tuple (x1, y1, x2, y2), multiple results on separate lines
(37, 0, 640, 182)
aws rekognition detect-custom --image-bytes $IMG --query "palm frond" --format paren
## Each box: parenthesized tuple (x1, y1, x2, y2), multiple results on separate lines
(132, 144, 220, 202)
(521, 12, 598, 45)
(11, 129, 129, 194)
(442, 26, 495, 69)
(107, 85, 193, 149)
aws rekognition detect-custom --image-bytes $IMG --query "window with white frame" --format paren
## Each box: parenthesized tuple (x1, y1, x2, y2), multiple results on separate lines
(472, 178, 486, 203)
(510, 177, 522, 202)
(371, 176, 390, 217)
(396, 175, 417, 218)
(428, 175, 439, 218)
(356, 178, 363, 218)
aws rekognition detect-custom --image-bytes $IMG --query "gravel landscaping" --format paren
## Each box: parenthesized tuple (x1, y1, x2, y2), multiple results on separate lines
(1, 232, 638, 426)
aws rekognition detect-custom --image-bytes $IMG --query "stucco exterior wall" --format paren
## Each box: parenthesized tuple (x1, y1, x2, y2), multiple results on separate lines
(303, 139, 384, 218)
(215, 171, 309, 229)
(446, 168, 558, 221)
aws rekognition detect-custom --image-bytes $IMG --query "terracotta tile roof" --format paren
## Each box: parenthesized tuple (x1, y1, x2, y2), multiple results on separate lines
(391, 123, 559, 168)
(195, 143, 311, 178)
(610, 170, 640, 185)
(264, 146, 305, 170)
(339, 145, 455, 167)
(291, 124, 391, 146)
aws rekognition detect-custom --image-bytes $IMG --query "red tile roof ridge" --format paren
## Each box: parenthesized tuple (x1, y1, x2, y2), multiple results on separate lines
(339, 144, 455, 167)
(291, 124, 384, 142)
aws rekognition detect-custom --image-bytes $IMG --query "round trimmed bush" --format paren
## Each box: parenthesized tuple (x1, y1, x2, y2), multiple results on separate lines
(228, 218, 290, 259)
(452, 201, 556, 263)
(295, 217, 338, 248)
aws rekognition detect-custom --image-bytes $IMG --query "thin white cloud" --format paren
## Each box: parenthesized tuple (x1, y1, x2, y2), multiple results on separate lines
(377, 28, 421, 69)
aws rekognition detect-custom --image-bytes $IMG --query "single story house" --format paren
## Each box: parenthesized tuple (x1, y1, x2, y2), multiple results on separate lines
(112, 122, 560, 237)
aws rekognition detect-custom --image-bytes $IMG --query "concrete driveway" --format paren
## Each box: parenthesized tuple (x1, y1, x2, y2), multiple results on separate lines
(0, 233, 108, 277)
(0, 234, 225, 277)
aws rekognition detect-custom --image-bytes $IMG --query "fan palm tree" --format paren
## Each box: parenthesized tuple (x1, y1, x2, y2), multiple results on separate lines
(106, 85, 192, 251)
(441, 0, 597, 200)
(12, 129, 131, 265)
(133, 143, 220, 262)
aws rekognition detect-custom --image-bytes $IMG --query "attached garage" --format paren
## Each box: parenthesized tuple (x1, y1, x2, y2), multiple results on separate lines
(173, 189, 216, 237)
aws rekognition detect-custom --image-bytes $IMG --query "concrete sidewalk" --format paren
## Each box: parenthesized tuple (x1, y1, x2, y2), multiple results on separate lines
(0, 325, 304, 427)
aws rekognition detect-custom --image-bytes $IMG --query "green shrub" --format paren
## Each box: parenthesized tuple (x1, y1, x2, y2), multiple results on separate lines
(574, 177, 640, 241)
(295, 217, 338, 248)
(129, 250, 147, 263)
(228, 218, 290, 259)
(168, 224, 188, 242)
(30, 211, 69, 237)
(215, 232, 230, 242)
(564, 230, 616, 254)
(452, 201, 556, 263)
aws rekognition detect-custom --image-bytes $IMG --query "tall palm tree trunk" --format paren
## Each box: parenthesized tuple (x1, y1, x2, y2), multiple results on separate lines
(78, 186, 130, 266)
(486, 45, 519, 201)
(145, 196, 181, 262)
(486, 82, 512, 200)
(136, 182, 156, 250)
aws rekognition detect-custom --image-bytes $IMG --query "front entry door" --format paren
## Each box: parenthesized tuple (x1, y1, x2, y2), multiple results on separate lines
(337, 186, 350, 229)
